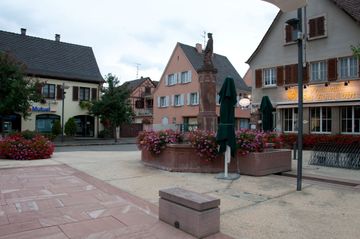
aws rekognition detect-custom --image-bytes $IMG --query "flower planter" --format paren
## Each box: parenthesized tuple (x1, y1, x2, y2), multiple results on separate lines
(141, 144, 291, 175)
(237, 149, 291, 176)
(141, 144, 238, 173)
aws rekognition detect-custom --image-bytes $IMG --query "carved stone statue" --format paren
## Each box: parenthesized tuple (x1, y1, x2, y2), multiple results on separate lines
(203, 33, 213, 67)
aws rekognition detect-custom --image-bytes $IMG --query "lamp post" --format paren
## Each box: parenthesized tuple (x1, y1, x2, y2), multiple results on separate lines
(261, 0, 307, 191)
(61, 83, 69, 142)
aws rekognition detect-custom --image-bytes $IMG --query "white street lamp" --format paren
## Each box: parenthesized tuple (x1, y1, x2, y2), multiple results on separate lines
(261, 0, 307, 191)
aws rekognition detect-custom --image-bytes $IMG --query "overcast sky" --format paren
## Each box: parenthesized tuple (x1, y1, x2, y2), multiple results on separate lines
(0, 0, 278, 84)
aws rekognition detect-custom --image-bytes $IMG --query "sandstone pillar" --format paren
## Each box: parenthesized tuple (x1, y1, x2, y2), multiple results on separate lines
(197, 67, 218, 131)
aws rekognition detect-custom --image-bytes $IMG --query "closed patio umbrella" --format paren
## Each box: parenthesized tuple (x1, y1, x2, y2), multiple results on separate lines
(216, 77, 238, 179)
(259, 96, 274, 131)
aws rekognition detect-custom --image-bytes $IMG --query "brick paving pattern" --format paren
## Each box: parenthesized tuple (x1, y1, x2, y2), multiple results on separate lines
(0, 165, 230, 239)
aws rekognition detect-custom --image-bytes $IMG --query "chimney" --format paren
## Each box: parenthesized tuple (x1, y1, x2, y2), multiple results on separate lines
(195, 43, 202, 53)
(55, 34, 60, 42)
(20, 28, 26, 35)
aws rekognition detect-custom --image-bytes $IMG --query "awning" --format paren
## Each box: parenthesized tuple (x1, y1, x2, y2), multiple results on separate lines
(276, 100, 360, 109)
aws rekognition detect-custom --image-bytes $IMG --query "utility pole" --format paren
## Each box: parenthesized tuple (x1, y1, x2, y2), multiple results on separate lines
(135, 63, 141, 79)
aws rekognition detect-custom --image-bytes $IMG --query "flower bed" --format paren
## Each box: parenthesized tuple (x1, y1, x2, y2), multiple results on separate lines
(0, 132, 54, 160)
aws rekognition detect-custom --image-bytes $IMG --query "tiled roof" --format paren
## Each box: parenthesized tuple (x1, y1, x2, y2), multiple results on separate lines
(332, 0, 360, 23)
(0, 30, 103, 83)
(178, 43, 250, 92)
(122, 77, 156, 91)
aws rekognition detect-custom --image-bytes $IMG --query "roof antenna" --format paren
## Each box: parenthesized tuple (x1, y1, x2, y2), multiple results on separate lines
(201, 31, 207, 48)
(135, 63, 141, 79)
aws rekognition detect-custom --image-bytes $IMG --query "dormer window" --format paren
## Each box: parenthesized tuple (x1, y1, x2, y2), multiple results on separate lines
(308, 15, 326, 40)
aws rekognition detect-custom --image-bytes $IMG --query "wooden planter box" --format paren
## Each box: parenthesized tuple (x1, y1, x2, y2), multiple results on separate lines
(141, 144, 291, 175)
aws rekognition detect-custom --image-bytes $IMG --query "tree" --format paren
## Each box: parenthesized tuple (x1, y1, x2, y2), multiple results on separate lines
(90, 73, 133, 142)
(0, 52, 42, 119)
(64, 117, 77, 136)
(351, 44, 360, 58)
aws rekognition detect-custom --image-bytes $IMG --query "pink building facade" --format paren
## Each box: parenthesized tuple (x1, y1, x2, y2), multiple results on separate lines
(153, 42, 251, 130)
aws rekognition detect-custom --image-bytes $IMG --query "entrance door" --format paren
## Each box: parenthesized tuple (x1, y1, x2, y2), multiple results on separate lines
(73, 115, 94, 137)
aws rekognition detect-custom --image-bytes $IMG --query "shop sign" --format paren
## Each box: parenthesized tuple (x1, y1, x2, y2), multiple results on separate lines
(286, 84, 359, 102)
(31, 106, 50, 112)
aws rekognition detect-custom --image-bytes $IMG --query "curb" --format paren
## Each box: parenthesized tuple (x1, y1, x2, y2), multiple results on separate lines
(281, 171, 360, 187)
(54, 142, 136, 147)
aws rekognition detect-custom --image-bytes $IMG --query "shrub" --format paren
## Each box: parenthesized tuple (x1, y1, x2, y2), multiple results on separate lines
(0, 133, 54, 160)
(65, 118, 77, 136)
(98, 129, 113, 138)
(52, 120, 62, 136)
(137, 130, 182, 155)
(187, 130, 218, 161)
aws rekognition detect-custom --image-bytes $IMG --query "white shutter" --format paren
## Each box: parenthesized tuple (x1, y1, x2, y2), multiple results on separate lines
(196, 92, 199, 105)
(173, 74, 177, 85)
(171, 95, 174, 106)
(236, 95, 240, 107)
(187, 93, 190, 105)
(157, 96, 160, 108)
(177, 73, 181, 84)
(165, 75, 168, 86)
(181, 94, 184, 106)
(165, 96, 169, 107)
(187, 71, 192, 83)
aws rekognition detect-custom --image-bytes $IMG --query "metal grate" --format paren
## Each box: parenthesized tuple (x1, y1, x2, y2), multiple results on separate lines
(309, 142, 360, 169)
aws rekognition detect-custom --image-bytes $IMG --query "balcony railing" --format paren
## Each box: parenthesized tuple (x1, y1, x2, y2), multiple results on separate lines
(135, 108, 153, 116)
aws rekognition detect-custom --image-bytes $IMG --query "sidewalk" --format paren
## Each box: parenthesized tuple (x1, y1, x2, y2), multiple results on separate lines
(0, 149, 359, 239)
(54, 137, 136, 147)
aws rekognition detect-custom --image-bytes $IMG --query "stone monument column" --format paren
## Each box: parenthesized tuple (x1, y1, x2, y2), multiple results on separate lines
(197, 33, 218, 131)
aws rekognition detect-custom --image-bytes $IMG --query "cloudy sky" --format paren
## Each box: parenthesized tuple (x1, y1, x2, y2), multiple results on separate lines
(0, 0, 278, 84)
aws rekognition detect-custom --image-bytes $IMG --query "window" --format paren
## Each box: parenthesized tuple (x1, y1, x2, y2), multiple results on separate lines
(341, 106, 360, 134)
(42, 84, 55, 99)
(167, 74, 176, 86)
(308, 16, 326, 39)
(180, 71, 191, 83)
(284, 108, 298, 132)
(189, 92, 199, 105)
(310, 107, 331, 133)
(79, 87, 90, 101)
(339, 56, 358, 79)
(311, 61, 327, 82)
(35, 114, 60, 133)
(173, 95, 184, 106)
(159, 96, 167, 108)
(263, 68, 276, 86)
(285, 24, 296, 43)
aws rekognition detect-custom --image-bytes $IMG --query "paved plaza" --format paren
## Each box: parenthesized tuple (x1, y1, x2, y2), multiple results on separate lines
(0, 145, 359, 238)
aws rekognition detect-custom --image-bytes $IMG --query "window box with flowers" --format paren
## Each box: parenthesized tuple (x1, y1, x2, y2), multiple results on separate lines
(138, 129, 291, 175)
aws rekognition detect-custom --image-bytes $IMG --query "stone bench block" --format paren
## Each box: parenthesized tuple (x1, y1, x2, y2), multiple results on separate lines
(159, 187, 220, 238)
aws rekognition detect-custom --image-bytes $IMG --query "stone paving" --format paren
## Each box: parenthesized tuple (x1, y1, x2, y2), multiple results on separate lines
(0, 164, 229, 239)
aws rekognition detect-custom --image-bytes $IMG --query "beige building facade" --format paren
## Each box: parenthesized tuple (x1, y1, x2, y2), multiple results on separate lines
(247, 0, 360, 134)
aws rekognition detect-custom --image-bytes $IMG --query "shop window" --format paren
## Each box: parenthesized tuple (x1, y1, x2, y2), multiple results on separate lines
(284, 108, 298, 132)
(341, 106, 360, 134)
(36, 114, 60, 133)
(73, 115, 94, 137)
(42, 84, 55, 99)
(310, 107, 331, 133)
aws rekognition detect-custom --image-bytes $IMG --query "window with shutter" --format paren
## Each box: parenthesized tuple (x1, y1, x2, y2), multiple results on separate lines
(285, 64, 298, 85)
(276, 66, 284, 86)
(91, 88, 97, 100)
(308, 15, 326, 39)
(328, 58, 338, 81)
(73, 86, 79, 101)
(263, 68, 276, 86)
(255, 69, 262, 88)
(285, 24, 295, 43)
(57, 85, 63, 100)
(311, 61, 327, 82)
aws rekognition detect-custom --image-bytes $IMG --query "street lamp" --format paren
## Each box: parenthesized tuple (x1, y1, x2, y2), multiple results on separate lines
(262, 0, 307, 191)
(61, 83, 70, 142)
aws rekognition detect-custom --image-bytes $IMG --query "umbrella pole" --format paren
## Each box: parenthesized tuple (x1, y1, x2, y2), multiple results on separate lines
(224, 145, 230, 178)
